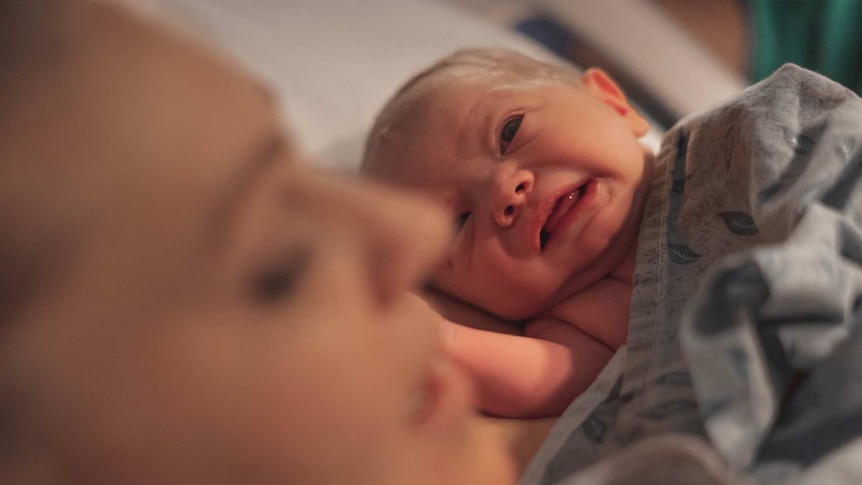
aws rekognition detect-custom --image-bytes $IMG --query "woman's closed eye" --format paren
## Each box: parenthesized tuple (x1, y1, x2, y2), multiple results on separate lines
(454, 212, 470, 232)
(251, 248, 312, 303)
(499, 114, 523, 155)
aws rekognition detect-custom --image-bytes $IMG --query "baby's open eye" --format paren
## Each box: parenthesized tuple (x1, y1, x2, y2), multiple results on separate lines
(455, 212, 470, 232)
(499, 115, 523, 155)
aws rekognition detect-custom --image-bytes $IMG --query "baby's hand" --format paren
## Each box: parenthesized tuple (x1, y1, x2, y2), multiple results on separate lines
(413, 291, 609, 418)
(438, 317, 614, 418)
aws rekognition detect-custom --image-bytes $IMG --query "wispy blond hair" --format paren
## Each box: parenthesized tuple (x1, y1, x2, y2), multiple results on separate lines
(361, 48, 581, 177)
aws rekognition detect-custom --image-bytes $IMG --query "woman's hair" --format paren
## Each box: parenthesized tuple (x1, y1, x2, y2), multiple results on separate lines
(361, 48, 580, 176)
(0, 2, 76, 470)
(0, 0, 72, 325)
(0, 0, 69, 127)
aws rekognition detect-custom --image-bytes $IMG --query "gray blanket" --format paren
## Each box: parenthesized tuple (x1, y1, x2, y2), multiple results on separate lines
(681, 64, 862, 482)
(524, 64, 862, 485)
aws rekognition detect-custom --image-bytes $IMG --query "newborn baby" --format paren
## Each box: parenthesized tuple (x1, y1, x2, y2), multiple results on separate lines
(361, 49, 654, 417)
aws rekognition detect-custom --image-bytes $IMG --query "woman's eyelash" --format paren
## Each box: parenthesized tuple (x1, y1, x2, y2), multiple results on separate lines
(455, 212, 470, 232)
(251, 249, 312, 303)
(499, 114, 523, 155)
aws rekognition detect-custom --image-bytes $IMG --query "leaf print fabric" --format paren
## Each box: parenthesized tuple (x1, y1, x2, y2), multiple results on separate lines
(525, 65, 862, 485)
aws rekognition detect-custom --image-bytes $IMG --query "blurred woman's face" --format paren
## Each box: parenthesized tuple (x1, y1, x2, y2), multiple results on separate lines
(1, 4, 513, 484)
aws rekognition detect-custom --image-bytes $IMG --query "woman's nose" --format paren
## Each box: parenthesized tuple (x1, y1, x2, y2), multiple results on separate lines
(492, 169, 533, 228)
(301, 168, 450, 306)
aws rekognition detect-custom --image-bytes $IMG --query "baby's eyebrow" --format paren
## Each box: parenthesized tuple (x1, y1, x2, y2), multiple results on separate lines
(456, 96, 493, 157)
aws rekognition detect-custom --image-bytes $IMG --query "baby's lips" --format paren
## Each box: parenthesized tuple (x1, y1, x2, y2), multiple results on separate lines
(544, 185, 586, 234)
(526, 181, 585, 253)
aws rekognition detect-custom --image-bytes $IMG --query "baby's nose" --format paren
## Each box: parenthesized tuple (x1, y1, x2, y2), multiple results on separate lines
(493, 179, 531, 228)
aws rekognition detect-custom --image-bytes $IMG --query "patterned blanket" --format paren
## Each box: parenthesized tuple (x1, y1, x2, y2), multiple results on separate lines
(523, 64, 862, 485)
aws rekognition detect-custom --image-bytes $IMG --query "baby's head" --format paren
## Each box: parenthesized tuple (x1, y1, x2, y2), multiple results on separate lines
(362, 49, 653, 320)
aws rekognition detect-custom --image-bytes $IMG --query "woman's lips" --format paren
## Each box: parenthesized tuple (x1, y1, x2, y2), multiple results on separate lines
(408, 357, 475, 430)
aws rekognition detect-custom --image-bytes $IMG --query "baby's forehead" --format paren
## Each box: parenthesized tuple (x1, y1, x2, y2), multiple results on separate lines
(413, 72, 581, 125)
(372, 85, 518, 181)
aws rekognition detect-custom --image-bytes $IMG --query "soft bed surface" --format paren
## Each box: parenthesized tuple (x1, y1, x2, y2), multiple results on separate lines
(158, 0, 580, 171)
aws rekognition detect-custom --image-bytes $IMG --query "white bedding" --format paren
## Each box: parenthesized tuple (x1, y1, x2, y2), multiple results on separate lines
(157, 0, 662, 171)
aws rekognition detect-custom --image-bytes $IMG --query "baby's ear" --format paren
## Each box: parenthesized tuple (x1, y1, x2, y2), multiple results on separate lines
(581, 68, 649, 137)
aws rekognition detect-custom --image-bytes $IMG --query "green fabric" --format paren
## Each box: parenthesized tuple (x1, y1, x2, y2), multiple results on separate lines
(750, 0, 862, 94)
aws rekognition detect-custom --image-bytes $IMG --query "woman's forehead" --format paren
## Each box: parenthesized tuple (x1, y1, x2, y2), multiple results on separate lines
(0, 5, 297, 337)
(35, 3, 282, 195)
(3, 0, 289, 281)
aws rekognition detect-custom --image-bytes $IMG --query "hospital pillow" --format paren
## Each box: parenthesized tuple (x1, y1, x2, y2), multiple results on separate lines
(158, 0, 661, 171)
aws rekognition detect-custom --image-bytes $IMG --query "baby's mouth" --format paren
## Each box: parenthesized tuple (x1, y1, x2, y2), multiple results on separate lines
(540, 182, 589, 250)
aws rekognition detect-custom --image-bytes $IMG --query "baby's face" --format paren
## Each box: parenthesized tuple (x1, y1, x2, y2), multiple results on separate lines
(2, 4, 513, 484)
(383, 73, 651, 320)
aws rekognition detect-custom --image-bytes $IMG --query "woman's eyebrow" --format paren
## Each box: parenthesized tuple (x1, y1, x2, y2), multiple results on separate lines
(207, 131, 284, 247)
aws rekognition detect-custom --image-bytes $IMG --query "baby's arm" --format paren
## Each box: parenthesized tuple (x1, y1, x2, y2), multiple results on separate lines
(422, 286, 521, 335)
(442, 317, 614, 418)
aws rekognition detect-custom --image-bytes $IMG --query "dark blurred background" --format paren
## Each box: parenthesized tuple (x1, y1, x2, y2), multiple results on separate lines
(446, 0, 862, 128)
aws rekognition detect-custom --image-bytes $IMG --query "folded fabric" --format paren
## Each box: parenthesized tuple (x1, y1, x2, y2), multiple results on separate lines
(680, 64, 862, 482)
(527, 64, 862, 485)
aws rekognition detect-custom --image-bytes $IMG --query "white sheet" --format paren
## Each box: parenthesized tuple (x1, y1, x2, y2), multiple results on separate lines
(158, 1, 565, 168)
(157, 0, 661, 170)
